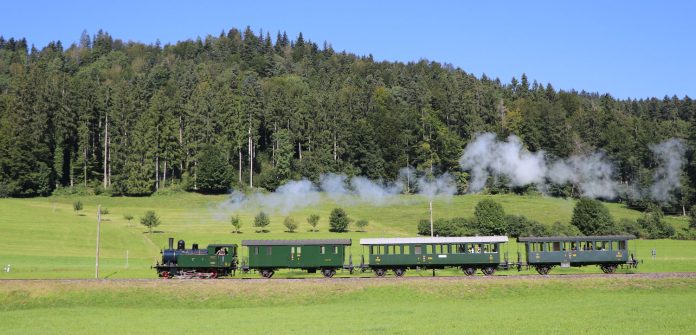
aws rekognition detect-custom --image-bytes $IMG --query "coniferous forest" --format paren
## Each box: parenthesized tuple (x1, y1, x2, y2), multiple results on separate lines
(0, 27, 695, 212)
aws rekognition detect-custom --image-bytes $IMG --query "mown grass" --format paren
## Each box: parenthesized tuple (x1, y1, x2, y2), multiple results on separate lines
(1, 277, 695, 334)
(0, 193, 694, 279)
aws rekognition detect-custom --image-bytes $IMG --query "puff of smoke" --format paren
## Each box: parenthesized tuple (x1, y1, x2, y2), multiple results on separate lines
(214, 180, 321, 218)
(416, 173, 457, 200)
(349, 176, 404, 205)
(459, 133, 547, 192)
(649, 139, 686, 202)
(547, 153, 618, 199)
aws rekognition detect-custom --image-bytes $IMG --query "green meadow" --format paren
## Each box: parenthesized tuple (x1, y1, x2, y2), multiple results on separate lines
(0, 193, 693, 279)
(1, 277, 695, 334)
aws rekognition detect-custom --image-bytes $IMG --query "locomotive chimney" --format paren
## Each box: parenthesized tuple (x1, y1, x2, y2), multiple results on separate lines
(168, 237, 174, 250)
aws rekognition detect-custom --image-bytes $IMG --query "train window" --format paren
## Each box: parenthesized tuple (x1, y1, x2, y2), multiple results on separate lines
(619, 241, 626, 250)
(436, 245, 443, 254)
(492, 244, 497, 253)
(254, 247, 259, 255)
(552, 242, 561, 251)
(426, 245, 433, 254)
(414, 246, 422, 255)
(291, 247, 295, 258)
(297, 247, 302, 256)
(370, 246, 374, 255)
(457, 244, 465, 253)
(596, 242, 605, 250)
(610, 241, 617, 250)
(394, 246, 401, 255)
(403, 245, 410, 254)
(320, 246, 325, 254)
(267, 247, 272, 255)
(334, 246, 339, 254)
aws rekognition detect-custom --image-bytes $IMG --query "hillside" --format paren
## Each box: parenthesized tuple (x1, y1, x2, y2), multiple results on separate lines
(0, 193, 692, 279)
(0, 28, 694, 216)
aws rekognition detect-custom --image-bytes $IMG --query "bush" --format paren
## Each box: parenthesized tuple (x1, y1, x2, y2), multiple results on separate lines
(617, 218, 645, 238)
(140, 210, 161, 234)
(73, 200, 83, 213)
(505, 215, 549, 237)
(283, 216, 298, 233)
(571, 198, 616, 235)
(123, 213, 134, 225)
(254, 212, 270, 232)
(689, 205, 696, 230)
(355, 219, 369, 232)
(474, 199, 506, 235)
(418, 217, 478, 237)
(329, 208, 351, 232)
(230, 215, 242, 233)
(100, 207, 109, 215)
(548, 221, 581, 236)
(637, 210, 675, 239)
(307, 214, 320, 232)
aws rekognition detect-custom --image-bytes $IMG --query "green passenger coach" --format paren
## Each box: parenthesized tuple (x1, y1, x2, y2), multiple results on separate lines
(517, 235, 639, 274)
(359, 236, 509, 277)
(241, 239, 351, 278)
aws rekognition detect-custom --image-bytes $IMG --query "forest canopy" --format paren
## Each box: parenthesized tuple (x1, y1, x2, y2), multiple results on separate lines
(0, 27, 694, 213)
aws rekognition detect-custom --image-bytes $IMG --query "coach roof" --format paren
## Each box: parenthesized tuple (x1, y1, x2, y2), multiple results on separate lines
(360, 236, 508, 245)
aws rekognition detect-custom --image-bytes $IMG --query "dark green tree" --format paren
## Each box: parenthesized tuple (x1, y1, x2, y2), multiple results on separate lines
(474, 199, 506, 235)
(254, 211, 270, 232)
(140, 210, 161, 234)
(329, 208, 351, 232)
(196, 144, 231, 193)
(570, 198, 616, 235)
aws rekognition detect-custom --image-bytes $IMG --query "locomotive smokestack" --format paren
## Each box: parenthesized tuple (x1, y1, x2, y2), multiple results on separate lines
(168, 237, 174, 250)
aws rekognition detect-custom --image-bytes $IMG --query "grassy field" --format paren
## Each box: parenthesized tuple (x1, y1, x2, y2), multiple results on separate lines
(1, 276, 695, 334)
(0, 192, 694, 279)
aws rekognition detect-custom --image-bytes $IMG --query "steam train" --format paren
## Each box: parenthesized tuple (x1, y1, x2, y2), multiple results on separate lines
(154, 234, 639, 278)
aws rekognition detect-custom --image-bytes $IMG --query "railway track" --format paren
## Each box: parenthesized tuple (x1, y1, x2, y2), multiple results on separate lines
(2, 271, 696, 283)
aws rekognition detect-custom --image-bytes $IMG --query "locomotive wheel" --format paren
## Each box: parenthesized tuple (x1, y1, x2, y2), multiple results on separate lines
(394, 268, 405, 277)
(322, 269, 336, 278)
(481, 266, 496, 276)
(600, 265, 617, 274)
(374, 268, 386, 277)
(261, 270, 275, 278)
(160, 271, 170, 279)
(536, 266, 550, 275)
(463, 267, 476, 276)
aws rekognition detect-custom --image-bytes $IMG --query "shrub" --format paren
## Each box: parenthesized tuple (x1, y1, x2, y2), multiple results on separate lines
(355, 219, 369, 232)
(505, 215, 550, 237)
(689, 205, 696, 230)
(548, 221, 581, 237)
(254, 212, 270, 232)
(617, 218, 645, 238)
(474, 199, 506, 235)
(283, 216, 298, 233)
(123, 213, 134, 225)
(73, 200, 83, 213)
(307, 214, 320, 232)
(100, 207, 109, 215)
(329, 208, 351, 232)
(230, 215, 242, 233)
(571, 198, 616, 235)
(637, 209, 675, 239)
(140, 210, 161, 234)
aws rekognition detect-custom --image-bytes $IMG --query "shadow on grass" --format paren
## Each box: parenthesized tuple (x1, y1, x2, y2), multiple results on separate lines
(143, 230, 165, 234)
(103, 272, 118, 279)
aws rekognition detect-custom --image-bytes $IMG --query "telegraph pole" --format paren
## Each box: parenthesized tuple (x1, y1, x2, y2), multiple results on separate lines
(95, 205, 101, 279)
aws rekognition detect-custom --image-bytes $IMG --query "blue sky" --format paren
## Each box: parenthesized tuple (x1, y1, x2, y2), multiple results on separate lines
(2, 1, 694, 99)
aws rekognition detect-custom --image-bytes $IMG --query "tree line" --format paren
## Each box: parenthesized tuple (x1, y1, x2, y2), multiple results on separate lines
(0, 27, 695, 213)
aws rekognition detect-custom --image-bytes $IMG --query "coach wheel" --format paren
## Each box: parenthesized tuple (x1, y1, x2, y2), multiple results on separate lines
(394, 268, 405, 277)
(536, 266, 550, 275)
(601, 265, 616, 274)
(261, 270, 275, 278)
(482, 266, 496, 276)
(463, 267, 476, 276)
(375, 268, 386, 277)
(322, 269, 336, 278)
(160, 271, 170, 279)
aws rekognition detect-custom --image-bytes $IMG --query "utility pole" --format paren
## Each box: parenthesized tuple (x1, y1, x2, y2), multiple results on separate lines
(95, 205, 101, 279)
(429, 200, 434, 237)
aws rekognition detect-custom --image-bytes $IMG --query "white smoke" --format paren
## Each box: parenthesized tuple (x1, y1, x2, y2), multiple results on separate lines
(547, 153, 618, 199)
(649, 139, 686, 202)
(214, 168, 458, 218)
(459, 133, 547, 191)
(459, 132, 685, 201)
(215, 179, 321, 217)
(416, 173, 457, 200)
